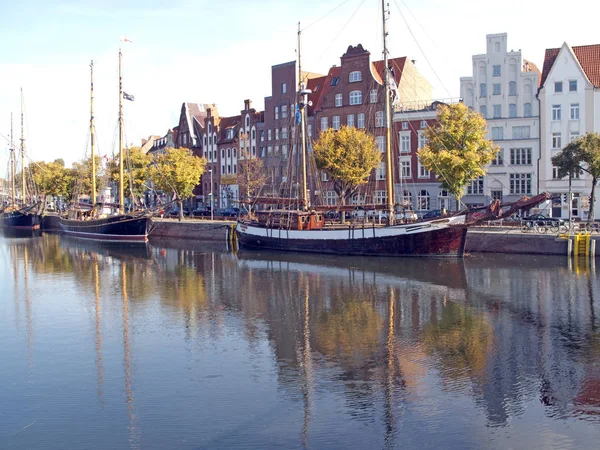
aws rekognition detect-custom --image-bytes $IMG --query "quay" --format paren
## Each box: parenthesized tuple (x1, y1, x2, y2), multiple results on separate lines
(41, 215, 599, 258)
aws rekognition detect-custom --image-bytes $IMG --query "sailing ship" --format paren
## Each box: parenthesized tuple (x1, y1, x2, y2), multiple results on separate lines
(0, 92, 42, 230)
(59, 51, 150, 242)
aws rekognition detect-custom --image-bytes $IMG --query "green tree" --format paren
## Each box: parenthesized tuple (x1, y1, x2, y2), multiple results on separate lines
(150, 147, 207, 221)
(552, 133, 600, 223)
(238, 148, 266, 213)
(107, 146, 152, 200)
(418, 103, 499, 207)
(30, 161, 74, 199)
(313, 126, 381, 208)
(69, 156, 102, 201)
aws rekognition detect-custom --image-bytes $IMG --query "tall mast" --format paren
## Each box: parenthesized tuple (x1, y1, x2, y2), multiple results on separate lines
(90, 61, 97, 207)
(20, 88, 26, 205)
(118, 48, 124, 214)
(382, 0, 395, 225)
(298, 22, 309, 210)
(10, 113, 15, 207)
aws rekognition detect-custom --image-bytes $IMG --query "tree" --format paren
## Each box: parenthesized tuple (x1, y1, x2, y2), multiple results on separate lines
(418, 103, 499, 207)
(237, 148, 266, 213)
(313, 126, 381, 207)
(552, 133, 600, 223)
(107, 146, 153, 201)
(69, 156, 102, 201)
(29, 160, 74, 199)
(150, 147, 207, 221)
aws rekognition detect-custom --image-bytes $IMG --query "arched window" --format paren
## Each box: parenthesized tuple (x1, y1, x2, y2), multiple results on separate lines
(349, 71, 362, 82)
(221, 149, 225, 158)
(203, 135, 207, 146)
(233, 148, 237, 158)
(251, 129, 256, 140)
(245, 116, 250, 127)
(509, 81, 517, 96)
(349, 90, 362, 105)
(524, 103, 532, 117)
(402, 190, 412, 208)
(480, 83, 487, 97)
(418, 190, 430, 211)
(213, 134, 217, 145)
(509, 104, 517, 118)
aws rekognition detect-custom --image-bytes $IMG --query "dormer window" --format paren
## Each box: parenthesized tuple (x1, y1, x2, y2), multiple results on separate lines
(349, 71, 362, 83)
(331, 77, 340, 86)
(226, 129, 234, 139)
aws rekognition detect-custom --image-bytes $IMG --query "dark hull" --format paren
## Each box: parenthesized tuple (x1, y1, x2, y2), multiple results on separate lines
(0, 211, 42, 230)
(236, 224, 468, 258)
(59, 214, 150, 242)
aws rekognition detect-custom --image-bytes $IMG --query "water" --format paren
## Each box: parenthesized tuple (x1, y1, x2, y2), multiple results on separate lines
(1, 232, 600, 449)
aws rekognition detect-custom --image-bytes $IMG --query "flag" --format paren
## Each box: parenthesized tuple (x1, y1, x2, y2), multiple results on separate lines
(295, 105, 301, 125)
(120, 36, 133, 43)
(389, 78, 401, 107)
(123, 92, 135, 101)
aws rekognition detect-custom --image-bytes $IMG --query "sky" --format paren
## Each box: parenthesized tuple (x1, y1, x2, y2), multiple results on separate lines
(1, 0, 600, 173)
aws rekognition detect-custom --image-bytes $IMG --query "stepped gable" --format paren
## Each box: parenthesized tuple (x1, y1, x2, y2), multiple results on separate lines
(541, 44, 600, 87)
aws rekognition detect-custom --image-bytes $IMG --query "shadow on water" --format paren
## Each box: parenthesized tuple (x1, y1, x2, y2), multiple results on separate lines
(2, 234, 600, 449)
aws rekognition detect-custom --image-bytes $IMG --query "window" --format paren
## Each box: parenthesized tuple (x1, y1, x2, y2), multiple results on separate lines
(268, 129, 272, 140)
(349, 71, 362, 82)
(374, 191, 387, 205)
(252, 145, 256, 156)
(418, 132, 428, 149)
(349, 90, 362, 105)
(245, 116, 250, 128)
(267, 145, 272, 155)
(552, 166, 561, 179)
(509, 81, 516, 96)
(281, 145, 288, 159)
(260, 147, 265, 157)
(275, 129, 279, 140)
(492, 127, 503, 140)
(524, 103, 532, 117)
(370, 89, 377, 103)
(420, 120, 427, 129)
(203, 135, 207, 146)
(510, 173, 532, 194)
(182, 134, 187, 145)
(321, 171, 329, 182)
(512, 126, 530, 139)
(260, 130, 265, 142)
(418, 161, 430, 178)
(570, 131, 580, 142)
(320, 117, 328, 130)
(491, 149, 504, 166)
(281, 127, 288, 139)
(493, 104, 501, 118)
(330, 77, 339, 86)
(491, 190, 503, 201)
(400, 134, 411, 153)
(357, 113, 365, 129)
(493, 65, 501, 76)
(402, 121, 408, 130)
(335, 94, 342, 107)
(281, 105, 288, 118)
(275, 106, 279, 119)
(418, 190, 430, 210)
(252, 129, 256, 140)
(552, 132, 562, 149)
(480, 83, 487, 97)
(375, 111, 384, 127)
(347, 114, 355, 127)
(323, 191, 338, 206)
(376, 162, 386, 180)
(467, 177, 484, 195)
(493, 83, 501, 95)
(552, 104, 561, 121)
(509, 103, 517, 118)
(555, 81, 563, 93)
(510, 147, 532, 165)
(570, 103, 579, 120)
(227, 148, 231, 157)
(569, 80, 577, 92)
(221, 149, 225, 159)
(221, 165, 225, 174)
(332, 116, 340, 130)
(376, 136, 385, 152)
(438, 190, 450, 210)
(400, 157, 411, 178)
(480, 105, 487, 118)
(213, 135, 217, 145)
(282, 83, 287, 94)
(308, 124, 312, 137)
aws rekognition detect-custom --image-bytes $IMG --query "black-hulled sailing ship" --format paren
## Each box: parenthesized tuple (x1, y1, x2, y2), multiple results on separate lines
(59, 53, 150, 242)
(1, 94, 42, 230)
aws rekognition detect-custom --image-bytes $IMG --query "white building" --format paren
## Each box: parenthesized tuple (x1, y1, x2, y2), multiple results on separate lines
(460, 33, 541, 207)
(538, 43, 600, 220)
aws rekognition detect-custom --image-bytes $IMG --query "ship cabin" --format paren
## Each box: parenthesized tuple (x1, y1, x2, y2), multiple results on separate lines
(256, 210, 325, 231)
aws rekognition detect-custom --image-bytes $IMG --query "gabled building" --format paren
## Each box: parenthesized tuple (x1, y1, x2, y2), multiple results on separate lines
(538, 43, 600, 219)
(147, 127, 178, 156)
(460, 33, 541, 208)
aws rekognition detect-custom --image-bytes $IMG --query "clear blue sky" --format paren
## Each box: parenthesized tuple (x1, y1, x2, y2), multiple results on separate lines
(2, 0, 600, 172)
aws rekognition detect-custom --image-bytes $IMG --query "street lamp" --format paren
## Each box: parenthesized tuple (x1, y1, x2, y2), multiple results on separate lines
(209, 169, 213, 221)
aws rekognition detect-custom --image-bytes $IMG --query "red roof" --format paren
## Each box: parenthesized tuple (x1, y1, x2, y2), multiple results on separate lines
(372, 57, 406, 86)
(541, 44, 600, 87)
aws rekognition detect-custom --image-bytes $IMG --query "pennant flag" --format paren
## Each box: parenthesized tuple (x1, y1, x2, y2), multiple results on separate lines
(123, 92, 135, 101)
(120, 36, 133, 43)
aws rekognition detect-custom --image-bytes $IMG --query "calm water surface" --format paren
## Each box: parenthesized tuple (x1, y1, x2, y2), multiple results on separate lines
(1, 231, 600, 449)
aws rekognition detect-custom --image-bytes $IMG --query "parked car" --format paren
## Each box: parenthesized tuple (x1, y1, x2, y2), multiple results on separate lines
(422, 210, 443, 220)
(522, 214, 564, 225)
(220, 207, 240, 217)
(324, 210, 340, 220)
(192, 206, 212, 217)
(167, 206, 191, 218)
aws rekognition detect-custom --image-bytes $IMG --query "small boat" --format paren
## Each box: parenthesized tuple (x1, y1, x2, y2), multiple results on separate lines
(59, 54, 150, 242)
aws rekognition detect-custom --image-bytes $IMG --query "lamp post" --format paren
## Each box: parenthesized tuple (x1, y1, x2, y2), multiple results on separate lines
(209, 169, 213, 221)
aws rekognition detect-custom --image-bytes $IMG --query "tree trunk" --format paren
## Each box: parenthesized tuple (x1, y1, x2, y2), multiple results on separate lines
(177, 199, 183, 222)
(340, 191, 348, 224)
(589, 177, 597, 223)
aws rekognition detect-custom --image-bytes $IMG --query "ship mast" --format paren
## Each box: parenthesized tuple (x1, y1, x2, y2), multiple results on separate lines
(10, 113, 15, 207)
(90, 61, 97, 208)
(20, 88, 26, 206)
(382, 0, 395, 225)
(298, 22, 310, 210)
(118, 49, 124, 214)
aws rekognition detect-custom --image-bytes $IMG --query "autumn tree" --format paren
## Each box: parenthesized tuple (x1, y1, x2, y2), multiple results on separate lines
(29, 160, 74, 199)
(69, 155, 103, 201)
(150, 147, 207, 221)
(313, 126, 381, 207)
(552, 132, 600, 222)
(237, 148, 266, 213)
(418, 102, 499, 207)
(107, 146, 153, 201)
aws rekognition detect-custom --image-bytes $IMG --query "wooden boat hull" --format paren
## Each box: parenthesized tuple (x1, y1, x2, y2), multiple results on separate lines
(0, 211, 42, 230)
(59, 214, 150, 242)
(236, 216, 468, 257)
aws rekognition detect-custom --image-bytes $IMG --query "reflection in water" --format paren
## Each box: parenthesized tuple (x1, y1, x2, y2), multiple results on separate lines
(1, 233, 600, 449)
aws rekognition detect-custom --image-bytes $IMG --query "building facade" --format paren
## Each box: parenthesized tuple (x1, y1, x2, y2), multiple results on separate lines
(538, 43, 600, 219)
(460, 33, 541, 208)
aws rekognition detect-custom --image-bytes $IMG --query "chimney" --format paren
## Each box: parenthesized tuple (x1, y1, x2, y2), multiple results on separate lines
(411, 59, 416, 64)
(207, 108, 212, 119)
(244, 99, 252, 110)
